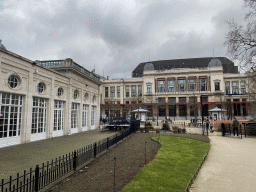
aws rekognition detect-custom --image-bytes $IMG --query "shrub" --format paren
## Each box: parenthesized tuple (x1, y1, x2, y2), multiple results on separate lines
(172, 126, 179, 133)
(181, 128, 186, 133)
(162, 122, 170, 130)
(145, 121, 154, 129)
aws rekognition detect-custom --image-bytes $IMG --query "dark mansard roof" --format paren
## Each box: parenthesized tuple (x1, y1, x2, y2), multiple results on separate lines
(132, 57, 238, 77)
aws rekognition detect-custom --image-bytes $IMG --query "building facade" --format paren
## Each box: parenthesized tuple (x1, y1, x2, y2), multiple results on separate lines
(101, 58, 250, 120)
(0, 44, 101, 148)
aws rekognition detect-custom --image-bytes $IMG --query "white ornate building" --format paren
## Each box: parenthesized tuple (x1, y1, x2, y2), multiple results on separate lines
(0, 41, 101, 148)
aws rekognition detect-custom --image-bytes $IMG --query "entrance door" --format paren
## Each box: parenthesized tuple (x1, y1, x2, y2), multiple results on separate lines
(233, 99, 241, 116)
(53, 101, 64, 137)
(158, 105, 166, 116)
(71, 103, 79, 134)
(179, 105, 187, 116)
(169, 105, 176, 116)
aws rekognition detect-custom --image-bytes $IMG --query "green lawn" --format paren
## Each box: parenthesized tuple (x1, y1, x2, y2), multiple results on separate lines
(122, 136, 209, 192)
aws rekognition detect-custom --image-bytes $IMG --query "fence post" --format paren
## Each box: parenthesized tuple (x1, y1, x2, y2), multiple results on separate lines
(240, 124, 242, 139)
(244, 124, 247, 137)
(184, 122, 185, 129)
(73, 151, 77, 170)
(35, 165, 39, 192)
(229, 123, 231, 136)
(94, 142, 97, 158)
(107, 137, 109, 149)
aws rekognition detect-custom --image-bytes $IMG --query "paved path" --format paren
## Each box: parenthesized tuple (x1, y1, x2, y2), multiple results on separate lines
(0, 129, 118, 181)
(191, 136, 256, 192)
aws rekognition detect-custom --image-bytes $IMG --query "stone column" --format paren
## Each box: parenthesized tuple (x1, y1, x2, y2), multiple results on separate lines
(186, 76, 188, 92)
(207, 76, 210, 91)
(196, 76, 199, 91)
(22, 67, 34, 143)
(175, 77, 178, 92)
(47, 77, 55, 138)
(186, 97, 190, 117)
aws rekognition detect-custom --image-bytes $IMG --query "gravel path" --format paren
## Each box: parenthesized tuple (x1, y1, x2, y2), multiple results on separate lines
(191, 136, 256, 192)
(0, 129, 118, 180)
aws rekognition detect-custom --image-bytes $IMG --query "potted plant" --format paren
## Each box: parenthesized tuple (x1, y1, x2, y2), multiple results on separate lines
(145, 121, 153, 133)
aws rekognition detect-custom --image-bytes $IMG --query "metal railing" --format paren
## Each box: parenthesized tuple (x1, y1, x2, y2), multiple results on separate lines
(0, 121, 140, 192)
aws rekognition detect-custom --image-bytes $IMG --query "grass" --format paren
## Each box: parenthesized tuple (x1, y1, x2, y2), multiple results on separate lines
(122, 136, 209, 192)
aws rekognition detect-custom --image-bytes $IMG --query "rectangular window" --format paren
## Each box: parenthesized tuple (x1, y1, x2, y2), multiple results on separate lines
(117, 86, 120, 98)
(225, 82, 230, 94)
(168, 97, 176, 103)
(116, 101, 120, 104)
(110, 101, 115, 104)
(199, 79, 207, 91)
(189, 79, 196, 92)
(158, 97, 165, 103)
(82, 105, 88, 127)
(54, 100, 64, 131)
(0, 93, 22, 138)
(32, 97, 47, 134)
(126, 86, 129, 97)
(126, 101, 129, 104)
(138, 85, 142, 96)
(178, 79, 185, 92)
(215, 82, 220, 91)
(105, 87, 108, 98)
(241, 81, 245, 94)
(179, 97, 186, 103)
(131, 86, 136, 97)
(71, 103, 79, 129)
(232, 82, 238, 94)
(110, 86, 115, 97)
(158, 80, 165, 92)
(91, 106, 96, 126)
(168, 80, 175, 92)
(147, 85, 152, 93)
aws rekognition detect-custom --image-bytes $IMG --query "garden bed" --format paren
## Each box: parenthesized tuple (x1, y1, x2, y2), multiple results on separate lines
(47, 133, 160, 192)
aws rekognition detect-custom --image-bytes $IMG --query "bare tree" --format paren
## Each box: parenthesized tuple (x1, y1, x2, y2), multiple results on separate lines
(225, 0, 256, 71)
(225, 0, 256, 100)
(189, 93, 200, 122)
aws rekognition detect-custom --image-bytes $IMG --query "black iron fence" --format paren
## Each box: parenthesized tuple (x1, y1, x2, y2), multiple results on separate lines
(0, 121, 140, 192)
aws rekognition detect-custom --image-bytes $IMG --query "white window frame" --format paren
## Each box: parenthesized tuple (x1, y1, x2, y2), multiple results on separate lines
(147, 85, 152, 93)
(8, 75, 19, 89)
(71, 103, 79, 128)
(54, 100, 64, 131)
(91, 106, 96, 126)
(32, 97, 47, 134)
(38, 83, 45, 93)
(0, 93, 22, 138)
(82, 104, 88, 127)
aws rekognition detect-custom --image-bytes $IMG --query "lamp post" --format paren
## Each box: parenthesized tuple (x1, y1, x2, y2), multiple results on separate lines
(155, 98, 159, 126)
(201, 94, 209, 135)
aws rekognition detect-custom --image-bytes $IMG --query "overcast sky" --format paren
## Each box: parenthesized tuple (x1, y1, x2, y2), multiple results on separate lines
(0, 0, 247, 79)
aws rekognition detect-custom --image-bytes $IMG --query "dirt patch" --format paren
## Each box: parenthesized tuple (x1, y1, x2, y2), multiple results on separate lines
(47, 133, 161, 192)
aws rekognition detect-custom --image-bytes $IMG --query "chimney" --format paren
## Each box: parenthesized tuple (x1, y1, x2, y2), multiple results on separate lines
(107, 76, 109, 80)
